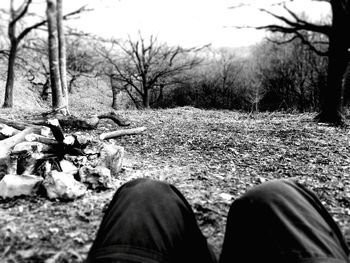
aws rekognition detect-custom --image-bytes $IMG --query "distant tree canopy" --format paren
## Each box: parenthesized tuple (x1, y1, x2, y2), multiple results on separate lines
(160, 39, 326, 113)
(98, 34, 204, 108)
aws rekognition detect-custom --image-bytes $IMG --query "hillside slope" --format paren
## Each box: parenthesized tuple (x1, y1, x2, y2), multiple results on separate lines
(0, 74, 114, 114)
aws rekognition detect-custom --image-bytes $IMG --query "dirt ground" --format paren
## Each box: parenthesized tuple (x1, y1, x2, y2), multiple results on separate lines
(1, 107, 350, 262)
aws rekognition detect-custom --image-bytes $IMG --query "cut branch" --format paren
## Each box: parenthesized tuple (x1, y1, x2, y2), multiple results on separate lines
(100, 127, 147, 140)
(98, 112, 131, 127)
(0, 118, 39, 130)
(25, 134, 58, 145)
(0, 127, 40, 159)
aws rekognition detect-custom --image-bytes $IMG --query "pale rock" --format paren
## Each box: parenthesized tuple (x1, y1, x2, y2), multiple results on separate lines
(1, 125, 17, 137)
(63, 135, 75, 145)
(78, 166, 113, 190)
(43, 171, 86, 200)
(219, 193, 234, 203)
(40, 126, 52, 137)
(99, 144, 124, 176)
(25, 133, 37, 142)
(0, 174, 43, 198)
(75, 133, 92, 146)
(87, 115, 99, 127)
(60, 159, 78, 176)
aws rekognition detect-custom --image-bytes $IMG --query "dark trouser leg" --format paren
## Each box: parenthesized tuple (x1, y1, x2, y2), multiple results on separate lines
(219, 179, 350, 263)
(86, 178, 216, 263)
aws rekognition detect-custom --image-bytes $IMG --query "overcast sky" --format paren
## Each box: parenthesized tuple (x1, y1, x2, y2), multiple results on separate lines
(3, 0, 331, 48)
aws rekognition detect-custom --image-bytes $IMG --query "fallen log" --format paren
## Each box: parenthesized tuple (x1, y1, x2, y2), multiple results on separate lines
(0, 117, 30, 130)
(0, 124, 20, 139)
(55, 112, 131, 130)
(0, 111, 131, 134)
(25, 134, 58, 145)
(55, 115, 99, 130)
(12, 141, 53, 155)
(99, 127, 147, 140)
(0, 127, 40, 159)
(98, 112, 131, 127)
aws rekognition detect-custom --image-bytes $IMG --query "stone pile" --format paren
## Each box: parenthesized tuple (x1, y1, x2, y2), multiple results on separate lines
(0, 119, 125, 200)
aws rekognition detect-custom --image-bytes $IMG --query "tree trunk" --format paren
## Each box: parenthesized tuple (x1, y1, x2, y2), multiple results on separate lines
(56, 0, 69, 107)
(3, 43, 17, 108)
(143, 87, 150, 108)
(46, 0, 68, 114)
(110, 77, 119, 110)
(111, 86, 119, 110)
(316, 1, 350, 124)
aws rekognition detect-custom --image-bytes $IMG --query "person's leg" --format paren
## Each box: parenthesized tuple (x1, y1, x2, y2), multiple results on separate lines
(219, 179, 350, 263)
(86, 178, 216, 263)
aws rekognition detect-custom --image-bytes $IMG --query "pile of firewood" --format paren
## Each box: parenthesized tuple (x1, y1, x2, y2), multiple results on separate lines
(0, 112, 146, 200)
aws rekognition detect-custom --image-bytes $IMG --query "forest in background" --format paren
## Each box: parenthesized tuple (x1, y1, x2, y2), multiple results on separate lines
(1, 0, 346, 121)
(0, 28, 330, 114)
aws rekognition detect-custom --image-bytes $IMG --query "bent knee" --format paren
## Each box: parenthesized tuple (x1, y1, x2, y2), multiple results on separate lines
(120, 178, 173, 199)
(240, 179, 302, 204)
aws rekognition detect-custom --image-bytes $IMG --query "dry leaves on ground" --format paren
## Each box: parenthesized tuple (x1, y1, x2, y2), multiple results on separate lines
(1, 107, 350, 261)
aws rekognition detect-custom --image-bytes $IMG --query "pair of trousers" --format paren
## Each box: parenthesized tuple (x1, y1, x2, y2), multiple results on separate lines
(85, 178, 350, 263)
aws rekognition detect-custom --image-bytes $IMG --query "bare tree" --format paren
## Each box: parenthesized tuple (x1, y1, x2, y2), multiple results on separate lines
(1, 0, 86, 108)
(214, 49, 244, 109)
(65, 34, 100, 93)
(100, 34, 204, 108)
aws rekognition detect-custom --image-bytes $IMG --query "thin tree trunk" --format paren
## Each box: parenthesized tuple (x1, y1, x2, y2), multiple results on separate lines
(56, 0, 68, 107)
(3, 43, 17, 108)
(110, 77, 119, 110)
(46, 0, 65, 111)
(143, 87, 150, 108)
(112, 88, 119, 109)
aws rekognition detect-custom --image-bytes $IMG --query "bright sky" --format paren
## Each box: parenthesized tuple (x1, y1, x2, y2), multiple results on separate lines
(2, 0, 331, 48)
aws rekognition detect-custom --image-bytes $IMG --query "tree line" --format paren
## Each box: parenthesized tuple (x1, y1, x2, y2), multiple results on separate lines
(1, 0, 350, 125)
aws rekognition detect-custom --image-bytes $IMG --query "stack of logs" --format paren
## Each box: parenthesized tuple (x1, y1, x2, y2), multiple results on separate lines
(0, 112, 146, 200)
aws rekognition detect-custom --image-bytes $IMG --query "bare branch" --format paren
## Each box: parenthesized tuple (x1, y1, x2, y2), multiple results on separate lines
(293, 31, 329, 56)
(10, 0, 32, 27)
(258, 7, 331, 36)
(17, 5, 90, 42)
(0, 50, 9, 56)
